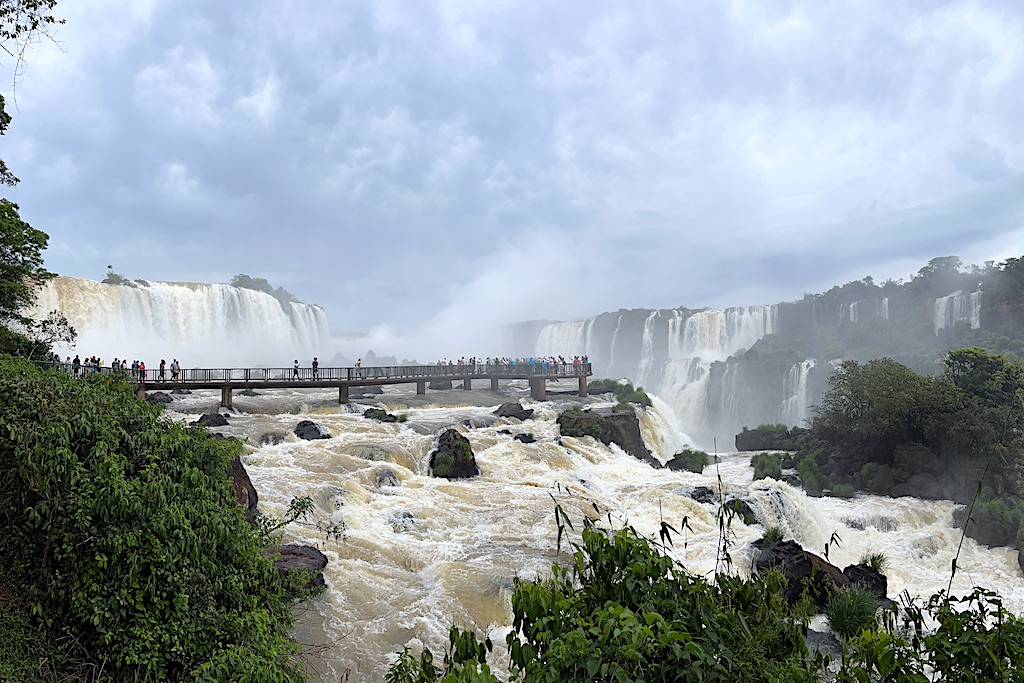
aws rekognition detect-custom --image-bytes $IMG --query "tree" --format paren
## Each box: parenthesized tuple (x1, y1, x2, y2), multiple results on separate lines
(24, 307, 75, 359)
(0, 198, 54, 325)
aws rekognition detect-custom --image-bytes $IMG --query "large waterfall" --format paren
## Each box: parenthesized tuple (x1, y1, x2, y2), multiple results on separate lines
(27, 277, 331, 367)
(934, 290, 982, 333)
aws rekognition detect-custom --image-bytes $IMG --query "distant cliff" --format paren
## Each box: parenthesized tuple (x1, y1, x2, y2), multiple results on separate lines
(509, 256, 1024, 448)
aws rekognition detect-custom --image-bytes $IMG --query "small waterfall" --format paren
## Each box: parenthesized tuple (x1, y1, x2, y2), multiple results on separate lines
(636, 311, 660, 388)
(779, 359, 816, 427)
(934, 290, 982, 334)
(607, 314, 625, 372)
(746, 480, 828, 551)
(880, 297, 889, 320)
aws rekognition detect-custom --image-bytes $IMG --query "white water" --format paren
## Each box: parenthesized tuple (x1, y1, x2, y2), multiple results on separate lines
(533, 320, 590, 358)
(934, 290, 982, 334)
(26, 277, 331, 367)
(635, 310, 660, 388)
(160, 386, 1023, 681)
(779, 359, 816, 427)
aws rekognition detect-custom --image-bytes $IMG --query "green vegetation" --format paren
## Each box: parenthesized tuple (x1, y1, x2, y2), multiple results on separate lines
(0, 359, 314, 681)
(669, 448, 709, 473)
(825, 587, 879, 641)
(589, 378, 653, 408)
(230, 273, 303, 306)
(0, 198, 54, 326)
(761, 526, 785, 543)
(830, 483, 856, 499)
(860, 552, 889, 573)
(751, 451, 783, 480)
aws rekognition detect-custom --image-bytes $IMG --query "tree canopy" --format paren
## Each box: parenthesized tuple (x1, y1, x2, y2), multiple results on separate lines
(0, 198, 54, 325)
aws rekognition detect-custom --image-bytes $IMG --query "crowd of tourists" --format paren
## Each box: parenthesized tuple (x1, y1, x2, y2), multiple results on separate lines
(48, 353, 183, 382)
(433, 356, 590, 374)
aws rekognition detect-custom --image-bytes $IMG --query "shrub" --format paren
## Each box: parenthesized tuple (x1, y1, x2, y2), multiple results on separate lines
(751, 452, 783, 480)
(825, 586, 880, 640)
(761, 526, 785, 544)
(831, 483, 856, 499)
(797, 454, 821, 491)
(859, 552, 889, 573)
(671, 448, 709, 473)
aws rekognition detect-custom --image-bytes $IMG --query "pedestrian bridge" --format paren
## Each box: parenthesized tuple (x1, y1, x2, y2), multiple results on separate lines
(134, 363, 593, 408)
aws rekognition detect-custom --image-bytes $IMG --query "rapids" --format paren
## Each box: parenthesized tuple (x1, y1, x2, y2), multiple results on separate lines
(163, 382, 1024, 682)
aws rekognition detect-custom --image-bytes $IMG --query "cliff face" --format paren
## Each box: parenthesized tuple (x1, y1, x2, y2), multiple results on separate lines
(512, 257, 1024, 448)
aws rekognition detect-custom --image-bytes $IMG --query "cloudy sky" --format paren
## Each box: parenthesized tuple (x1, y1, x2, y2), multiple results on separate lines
(4, 0, 1024, 338)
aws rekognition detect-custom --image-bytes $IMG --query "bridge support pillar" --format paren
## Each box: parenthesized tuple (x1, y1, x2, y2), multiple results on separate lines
(463, 378, 472, 391)
(220, 386, 233, 409)
(339, 385, 349, 404)
(578, 375, 588, 397)
(416, 380, 426, 395)
(490, 377, 499, 391)
(529, 377, 547, 401)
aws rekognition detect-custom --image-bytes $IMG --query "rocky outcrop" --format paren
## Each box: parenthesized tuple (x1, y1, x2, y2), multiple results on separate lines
(259, 431, 288, 446)
(294, 420, 331, 440)
(192, 413, 229, 427)
(753, 539, 850, 608)
(735, 427, 809, 452)
(724, 498, 757, 525)
(556, 409, 661, 468)
(225, 456, 258, 522)
(689, 486, 718, 505)
(429, 380, 453, 390)
(842, 563, 888, 602)
(363, 408, 398, 423)
(145, 391, 173, 405)
(513, 433, 536, 444)
(1018, 547, 1023, 575)
(953, 505, 1017, 548)
(494, 402, 534, 421)
(429, 429, 479, 479)
(270, 544, 328, 590)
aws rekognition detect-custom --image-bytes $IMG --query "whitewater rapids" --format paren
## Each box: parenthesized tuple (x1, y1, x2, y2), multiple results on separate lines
(164, 382, 1024, 682)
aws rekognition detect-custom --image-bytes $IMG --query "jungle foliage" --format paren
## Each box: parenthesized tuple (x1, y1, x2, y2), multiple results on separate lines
(229, 273, 303, 306)
(0, 358, 311, 681)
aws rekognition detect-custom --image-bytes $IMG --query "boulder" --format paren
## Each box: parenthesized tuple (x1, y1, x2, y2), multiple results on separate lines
(270, 544, 328, 590)
(689, 486, 718, 505)
(225, 456, 258, 521)
(429, 380, 453, 390)
(842, 563, 889, 602)
(145, 391, 173, 405)
(724, 498, 757, 525)
(294, 420, 331, 441)
(363, 408, 398, 423)
(390, 511, 415, 533)
(494, 402, 535, 421)
(1019, 547, 1023, 575)
(497, 429, 513, 435)
(556, 409, 662, 468)
(375, 467, 399, 488)
(239, 389, 260, 397)
(513, 433, 536, 444)
(954, 505, 1017, 548)
(192, 413, 229, 427)
(259, 431, 288, 446)
(753, 539, 850, 608)
(171, 388, 192, 395)
(429, 429, 479, 479)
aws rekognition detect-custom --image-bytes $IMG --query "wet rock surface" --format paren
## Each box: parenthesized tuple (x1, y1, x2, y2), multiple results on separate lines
(295, 420, 331, 440)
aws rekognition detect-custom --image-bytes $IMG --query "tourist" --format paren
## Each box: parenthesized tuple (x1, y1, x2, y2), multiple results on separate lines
(355, 358, 362, 377)
(159, 359, 166, 381)
(293, 359, 300, 379)
(73, 355, 81, 377)
(171, 359, 180, 383)
(138, 360, 145, 381)
(312, 357, 319, 379)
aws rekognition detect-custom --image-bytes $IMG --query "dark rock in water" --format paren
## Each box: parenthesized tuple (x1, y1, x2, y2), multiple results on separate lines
(689, 486, 718, 505)
(735, 426, 809, 452)
(354, 385, 384, 395)
(781, 455, 795, 469)
(225, 456, 258, 521)
(954, 505, 1017, 548)
(239, 389, 260, 397)
(753, 538, 850, 608)
(843, 563, 889, 602)
(294, 420, 331, 440)
(723, 498, 757, 525)
(1018, 547, 1023, 575)
(171, 388, 192, 395)
(429, 380, 453, 390)
(556, 409, 661, 468)
(145, 392, 173, 405)
(429, 429, 479, 479)
(192, 413, 229, 427)
(494, 402, 535, 421)
(363, 407, 398, 423)
(497, 429, 513, 435)
(270, 544, 328, 590)
(390, 511, 415, 532)
(259, 431, 288, 446)
(513, 433, 536, 444)
(376, 468, 399, 488)
(805, 629, 842, 659)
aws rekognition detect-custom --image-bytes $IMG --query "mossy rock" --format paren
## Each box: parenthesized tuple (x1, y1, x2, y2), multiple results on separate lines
(363, 407, 398, 423)
(556, 409, 661, 468)
(429, 429, 479, 479)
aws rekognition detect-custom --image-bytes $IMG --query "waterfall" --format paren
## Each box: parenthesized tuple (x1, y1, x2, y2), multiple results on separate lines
(934, 290, 982, 334)
(27, 277, 330, 367)
(672, 305, 777, 361)
(779, 359, 816, 427)
(635, 311, 660, 388)
(880, 297, 889, 320)
(535, 321, 590, 357)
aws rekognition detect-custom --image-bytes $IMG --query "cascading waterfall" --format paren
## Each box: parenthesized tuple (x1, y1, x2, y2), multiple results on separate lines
(779, 359, 816, 427)
(880, 297, 889, 320)
(635, 311, 660, 388)
(934, 290, 982, 333)
(26, 276, 330, 367)
(534, 321, 590, 358)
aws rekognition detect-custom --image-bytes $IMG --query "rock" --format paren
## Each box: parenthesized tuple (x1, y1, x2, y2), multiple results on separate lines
(429, 429, 479, 479)
(171, 388, 192, 395)
(239, 389, 260, 397)
(344, 443, 394, 461)
(513, 433, 536, 444)
(843, 563, 889, 602)
(494, 402, 535, 421)
(805, 629, 842, 659)
(1019, 547, 1023, 575)
(145, 391, 173, 405)
(954, 505, 1017, 548)
(781, 455, 795, 469)
(497, 429, 513, 435)
(354, 385, 384, 395)
(892, 472, 941, 499)
(724, 498, 757, 525)
(390, 511, 415, 532)
(259, 431, 288, 446)
(363, 408, 398, 423)
(753, 539, 850, 608)
(689, 486, 718, 505)
(270, 544, 328, 590)
(429, 380, 453, 390)
(375, 467, 399, 488)
(192, 413, 229, 427)
(556, 409, 662, 468)
(225, 456, 258, 520)
(294, 420, 331, 441)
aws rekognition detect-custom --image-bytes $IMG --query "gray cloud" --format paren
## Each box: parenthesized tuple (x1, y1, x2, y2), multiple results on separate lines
(4, 0, 1024, 342)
